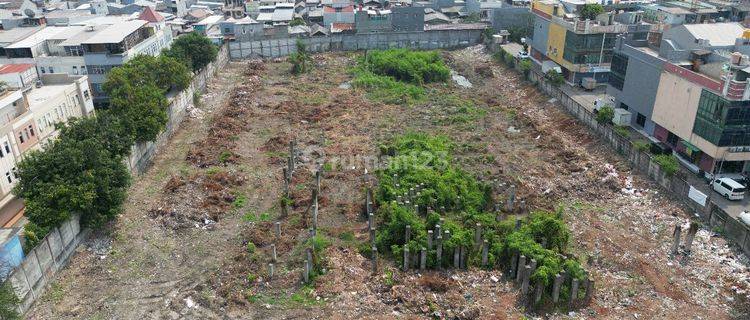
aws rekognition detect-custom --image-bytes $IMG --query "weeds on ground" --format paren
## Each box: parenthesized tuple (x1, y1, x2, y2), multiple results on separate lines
(375, 133, 586, 288)
(653, 154, 678, 176)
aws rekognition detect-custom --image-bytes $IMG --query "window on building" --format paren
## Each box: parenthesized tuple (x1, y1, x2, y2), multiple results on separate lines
(28, 124, 34, 137)
(83, 90, 90, 100)
(693, 89, 750, 146)
(4, 142, 10, 154)
(48, 67, 54, 73)
(18, 132, 24, 143)
(636, 113, 646, 127)
(81, 66, 87, 75)
(6, 171, 11, 184)
(73, 66, 78, 75)
(39, 67, 45, 73)
(666, 132, 679, 146)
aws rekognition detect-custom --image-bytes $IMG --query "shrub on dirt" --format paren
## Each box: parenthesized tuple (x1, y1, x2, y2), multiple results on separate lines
(653, 154, 679, 176)
(163, 32, 218, 72)
(374, 133, 586, 288)
(360, 49, 450, 84)
(596, 106, 614, 124)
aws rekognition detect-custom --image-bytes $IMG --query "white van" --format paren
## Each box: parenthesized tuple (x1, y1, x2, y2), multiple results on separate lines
(712, 177, 746, 200)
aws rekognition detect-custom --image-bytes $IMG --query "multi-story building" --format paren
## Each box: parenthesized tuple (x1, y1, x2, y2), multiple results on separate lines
(322, 0, 354, 28)
(355, 7, 392, 33)
(608, 22, 750, 174)
(0, 9, 173, 105)
(529, 0, 649, 84)
(0, 71, 93, 226)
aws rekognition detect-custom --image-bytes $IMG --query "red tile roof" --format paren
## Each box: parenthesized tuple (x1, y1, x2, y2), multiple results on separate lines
(0, 64, 34, 75)
(139, 7, 165, 23)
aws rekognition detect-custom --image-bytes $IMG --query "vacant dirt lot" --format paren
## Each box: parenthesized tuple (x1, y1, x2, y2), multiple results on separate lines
(25, 47, 749, 319)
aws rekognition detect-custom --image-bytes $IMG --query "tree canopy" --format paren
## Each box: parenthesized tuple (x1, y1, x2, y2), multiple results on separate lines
(579, 4, 604, 20)
(13, 117, 131, 238)
(163, 33, 218, 72)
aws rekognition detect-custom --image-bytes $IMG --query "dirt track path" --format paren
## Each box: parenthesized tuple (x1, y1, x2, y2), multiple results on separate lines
(26, 62, 246, 319)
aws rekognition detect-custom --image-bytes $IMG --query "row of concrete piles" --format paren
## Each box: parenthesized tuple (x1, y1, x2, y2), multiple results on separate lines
(365, 173, 595, 307)
(271, 141, 323, 284)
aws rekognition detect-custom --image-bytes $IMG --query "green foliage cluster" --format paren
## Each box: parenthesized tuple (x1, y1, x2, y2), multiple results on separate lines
(596, 106, 614, 124)
(305, 235, 331, 281)
(519, 60, 532, 79)
(104, 54, 191, 143)
(289, 17, 306, 27)
(653, 154, 679, 176)
(374, 133, 585, 292)
(351, 68, 425, 105)
(614, 125, 629, 137)
(14, 115, 132, 242)
(431, 94, 486, 125)
(579, 4, 604, 20)
(360, 49, 450, 85)
(15, 34, 217, 251)
(290, 40, 312, 75)
(633, 141, 650, 152)
(0, 282, 19, 320)
(545, 70, 564, 87)
(503, 210, 585, 286)
(163, 32, 219, 72)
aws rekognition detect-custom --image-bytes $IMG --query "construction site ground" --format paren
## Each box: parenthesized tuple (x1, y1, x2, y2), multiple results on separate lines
(25, 46, 750, 319)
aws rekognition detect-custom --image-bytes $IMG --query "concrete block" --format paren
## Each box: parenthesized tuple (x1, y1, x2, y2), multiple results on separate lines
(7, 268, 30, 298)
(33, 241, 54, 276)
(20, 253, 42, 291)
(59, 220, 74, 247)
(46, 228, 63, 261)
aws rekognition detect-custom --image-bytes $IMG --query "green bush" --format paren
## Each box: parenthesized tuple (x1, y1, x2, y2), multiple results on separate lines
(614, 125, 629, 137)
(579, 3, 604, 20)
(374, 133, 585, 287)
(0, 282, 19, 320)
(633, 141, 650, 152)
(654, 154, 679, 176)
(360, 49, 450, 85)
(351, 68, 425, 105)
(596, 106, 614, 124)
(503, 52, 515, 67)
(545, 70, 564, 87)
(163, 32, 218, 72)
(519, 60, 532, 79)
(246, 242, 256, 255)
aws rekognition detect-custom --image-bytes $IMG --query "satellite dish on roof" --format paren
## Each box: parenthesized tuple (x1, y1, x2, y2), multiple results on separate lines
(23, 8, 35, 18)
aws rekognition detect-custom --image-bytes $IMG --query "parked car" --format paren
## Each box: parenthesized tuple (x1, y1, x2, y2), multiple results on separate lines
(711, 177, 746, 200)
(517, 50, 529, 60)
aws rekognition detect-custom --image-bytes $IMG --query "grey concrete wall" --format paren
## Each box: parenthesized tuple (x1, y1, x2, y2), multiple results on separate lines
(126, 44, 231, 174)
(228, 29, 484, 59)
(7, 215, 88, 313)
(530, 16, 549, 56)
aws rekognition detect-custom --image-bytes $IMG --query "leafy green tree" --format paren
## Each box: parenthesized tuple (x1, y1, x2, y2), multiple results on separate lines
(579, 3, 604, 20)
(596, 105, 614, 124)
(164, 33, 218, 72)
(104, 55, 190, 95)
(108, 82, 169, 143)
(13, 121, 131, 237)
(290, 40, 312, 74)
(545, 70, 564, 87)
(289, 18, 305, 27)
(0, 281, 19, 320)
(54, 112, 134, 158)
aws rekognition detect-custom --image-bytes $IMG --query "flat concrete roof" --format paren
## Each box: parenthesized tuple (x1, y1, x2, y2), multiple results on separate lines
(80, 19, 147, 44)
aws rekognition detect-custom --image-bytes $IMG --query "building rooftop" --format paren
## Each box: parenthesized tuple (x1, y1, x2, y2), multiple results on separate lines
(0, 26, 42, 44)
(683, 22, 744, 47)
(4, 26, 75, 49)
(0, 63, 33, 74)
(26, 84, 70, 111)
(195, 14, 224, 25)
(138, 6, 164, 23)
(80, 20, 147, 44)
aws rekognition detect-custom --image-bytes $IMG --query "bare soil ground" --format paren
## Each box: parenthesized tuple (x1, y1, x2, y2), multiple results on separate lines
(25, 47, 750, 319)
